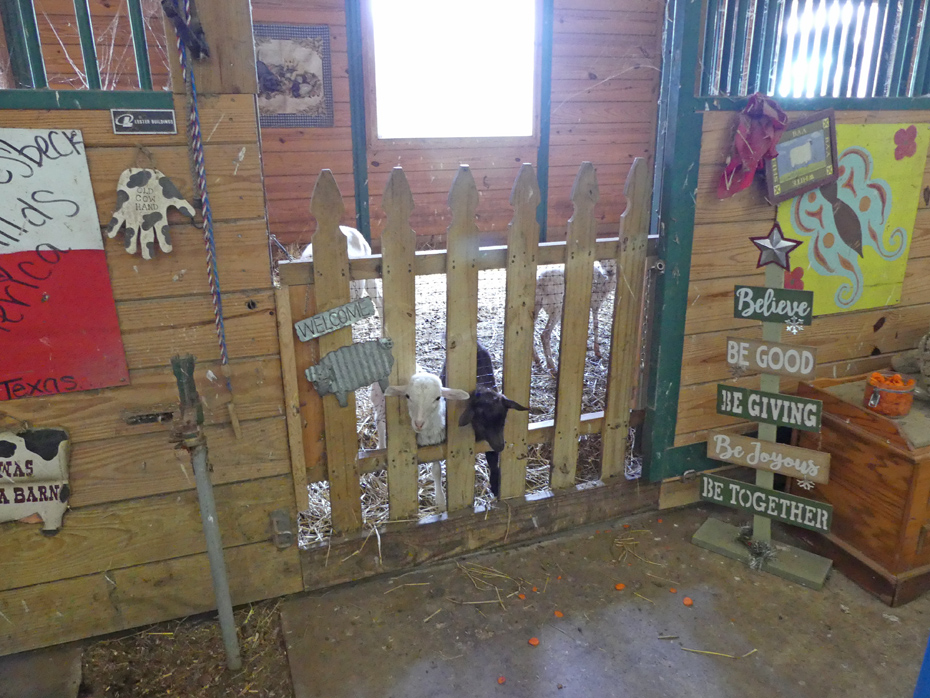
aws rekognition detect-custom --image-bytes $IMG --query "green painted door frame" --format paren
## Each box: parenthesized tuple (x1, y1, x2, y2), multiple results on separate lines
(643, 0, 930, 483)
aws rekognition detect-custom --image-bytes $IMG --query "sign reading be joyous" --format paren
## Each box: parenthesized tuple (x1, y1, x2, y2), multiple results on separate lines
(706, 430, 830, 483)
(0, 128, 129, 400)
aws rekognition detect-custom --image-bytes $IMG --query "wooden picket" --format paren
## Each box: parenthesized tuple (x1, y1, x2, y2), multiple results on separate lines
(601, 157, 650, 479)
(444, 166, 481, 512)
(551, 163, 599, 490)
(308, 170, 362, 534)
(278, 159, 652, 535)
(381, 168, 420, 520)
(500, 164, 541, 500)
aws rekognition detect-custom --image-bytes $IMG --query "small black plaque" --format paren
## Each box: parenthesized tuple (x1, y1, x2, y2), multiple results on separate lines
(111, 109, 177, 135)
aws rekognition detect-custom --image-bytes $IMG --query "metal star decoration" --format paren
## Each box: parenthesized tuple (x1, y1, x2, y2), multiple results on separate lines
(749, 222, 802, 270)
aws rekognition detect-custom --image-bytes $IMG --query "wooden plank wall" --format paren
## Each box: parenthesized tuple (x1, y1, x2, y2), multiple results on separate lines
(0, 3, 303, 656)
(253, 0, 663, 248)
(674, 110, 930, 447)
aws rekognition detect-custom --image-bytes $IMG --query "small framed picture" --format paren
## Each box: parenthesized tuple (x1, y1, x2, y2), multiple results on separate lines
(766, 109, 838, 204)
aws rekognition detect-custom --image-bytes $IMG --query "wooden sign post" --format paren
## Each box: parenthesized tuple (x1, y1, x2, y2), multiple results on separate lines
(692, 224, 834, 590)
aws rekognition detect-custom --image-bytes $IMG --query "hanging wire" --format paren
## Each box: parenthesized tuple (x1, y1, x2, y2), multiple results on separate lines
(166, 0, 232, 392)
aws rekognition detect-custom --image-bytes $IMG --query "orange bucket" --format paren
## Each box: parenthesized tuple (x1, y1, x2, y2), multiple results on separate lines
(863, 372, 915, 418)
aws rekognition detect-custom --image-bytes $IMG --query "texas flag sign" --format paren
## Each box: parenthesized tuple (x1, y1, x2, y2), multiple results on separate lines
(0, 127, 129, 401)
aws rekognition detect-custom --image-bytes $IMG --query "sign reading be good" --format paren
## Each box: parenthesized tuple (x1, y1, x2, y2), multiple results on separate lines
(734, 286, 814, 325)
(717, 384, 822, 431)
(727, 337, 817, 379)
(706, 430, 830, 483)
(700, 473, 832, 533)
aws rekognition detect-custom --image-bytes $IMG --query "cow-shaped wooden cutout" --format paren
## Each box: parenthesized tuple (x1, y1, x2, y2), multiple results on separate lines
(0, 428, 70, 534)
(106, 168, 195, 260)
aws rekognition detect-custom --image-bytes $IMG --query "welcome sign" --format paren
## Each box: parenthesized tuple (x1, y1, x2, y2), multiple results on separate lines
(294, 296, 375, 341)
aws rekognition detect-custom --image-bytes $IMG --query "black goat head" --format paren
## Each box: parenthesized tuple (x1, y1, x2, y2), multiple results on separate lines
(458, 387, 529, 452)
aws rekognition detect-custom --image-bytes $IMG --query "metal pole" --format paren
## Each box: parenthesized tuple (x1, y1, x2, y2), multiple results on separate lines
(171, 355, 242, 671)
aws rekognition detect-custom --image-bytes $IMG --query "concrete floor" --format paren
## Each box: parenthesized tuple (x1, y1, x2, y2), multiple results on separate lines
(282, 504, 930, 698)
(0, 643, 82, 698)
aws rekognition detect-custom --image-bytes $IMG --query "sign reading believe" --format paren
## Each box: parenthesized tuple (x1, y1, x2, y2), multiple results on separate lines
(733, 285, 814, 325)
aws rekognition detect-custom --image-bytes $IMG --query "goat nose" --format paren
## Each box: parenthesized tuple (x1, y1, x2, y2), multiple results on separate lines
(414, 421, 424, 430)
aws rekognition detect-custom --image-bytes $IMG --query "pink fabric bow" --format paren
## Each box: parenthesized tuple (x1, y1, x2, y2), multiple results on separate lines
(717, 93, 788, 199)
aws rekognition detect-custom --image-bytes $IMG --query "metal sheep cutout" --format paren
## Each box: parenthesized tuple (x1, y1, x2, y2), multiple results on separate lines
(107, 168, 196, 260)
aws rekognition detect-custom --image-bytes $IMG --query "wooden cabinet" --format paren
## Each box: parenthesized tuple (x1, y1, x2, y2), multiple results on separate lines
(793, 374, 930, 606)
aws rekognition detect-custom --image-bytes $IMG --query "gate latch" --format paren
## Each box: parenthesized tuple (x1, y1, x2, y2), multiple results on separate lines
(269, 509, 294, 549)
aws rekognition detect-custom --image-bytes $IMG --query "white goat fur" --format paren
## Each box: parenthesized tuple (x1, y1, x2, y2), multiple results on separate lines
(533, 259, 617, 373)
(370, 368, 469, 511)
(301, 225, 383, 320)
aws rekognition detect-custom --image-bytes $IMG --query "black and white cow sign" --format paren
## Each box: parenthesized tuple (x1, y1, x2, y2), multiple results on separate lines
(0, 428, 70, 534)
(106, 168, 195, 260)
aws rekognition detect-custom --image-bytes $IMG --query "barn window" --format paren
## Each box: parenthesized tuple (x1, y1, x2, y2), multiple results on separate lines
(699, 0, 930, 99)
(366, 0, 537, 139)
(0, 0, 172, 109)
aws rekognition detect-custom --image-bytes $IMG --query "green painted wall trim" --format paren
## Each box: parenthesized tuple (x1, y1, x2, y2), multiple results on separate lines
(72, 0, 102, 90)
(1, 0, 46, 88)
(658, 442, 717, 480)
(127, 0, 154, 91)
(344, 0, 371, 243)
(535, 0, 554, 242)
(686, 94, 930, 112)
(0, 89, 174, 110)
(643, 0, 703, 483)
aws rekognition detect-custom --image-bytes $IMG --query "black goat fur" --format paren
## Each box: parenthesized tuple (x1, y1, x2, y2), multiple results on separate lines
(441, 341, 529, 498)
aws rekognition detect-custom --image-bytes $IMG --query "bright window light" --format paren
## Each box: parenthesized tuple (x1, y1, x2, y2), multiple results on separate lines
(370, 0, 536, 139)
(777, 0, 882, 99)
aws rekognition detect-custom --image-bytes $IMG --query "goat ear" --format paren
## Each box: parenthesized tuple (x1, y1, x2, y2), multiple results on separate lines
(502, 397, 530, 412)
(458, 403, 475, 426)
(384, 385, 407, 397)
(441, 387, 470, 401)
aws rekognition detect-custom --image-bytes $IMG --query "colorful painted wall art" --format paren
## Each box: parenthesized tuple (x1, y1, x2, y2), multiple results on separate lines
(777, 123, 930, 315)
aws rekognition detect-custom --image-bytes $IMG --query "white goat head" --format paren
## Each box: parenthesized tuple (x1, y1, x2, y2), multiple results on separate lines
(384, 373, 468, 437)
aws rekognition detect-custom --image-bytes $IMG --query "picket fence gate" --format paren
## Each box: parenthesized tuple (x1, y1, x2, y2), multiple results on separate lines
(276, 158, 650, 536)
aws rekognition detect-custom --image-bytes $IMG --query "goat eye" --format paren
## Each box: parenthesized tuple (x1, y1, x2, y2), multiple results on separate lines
(435, 396, 440, 401)
(405, 394, 410, 399)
